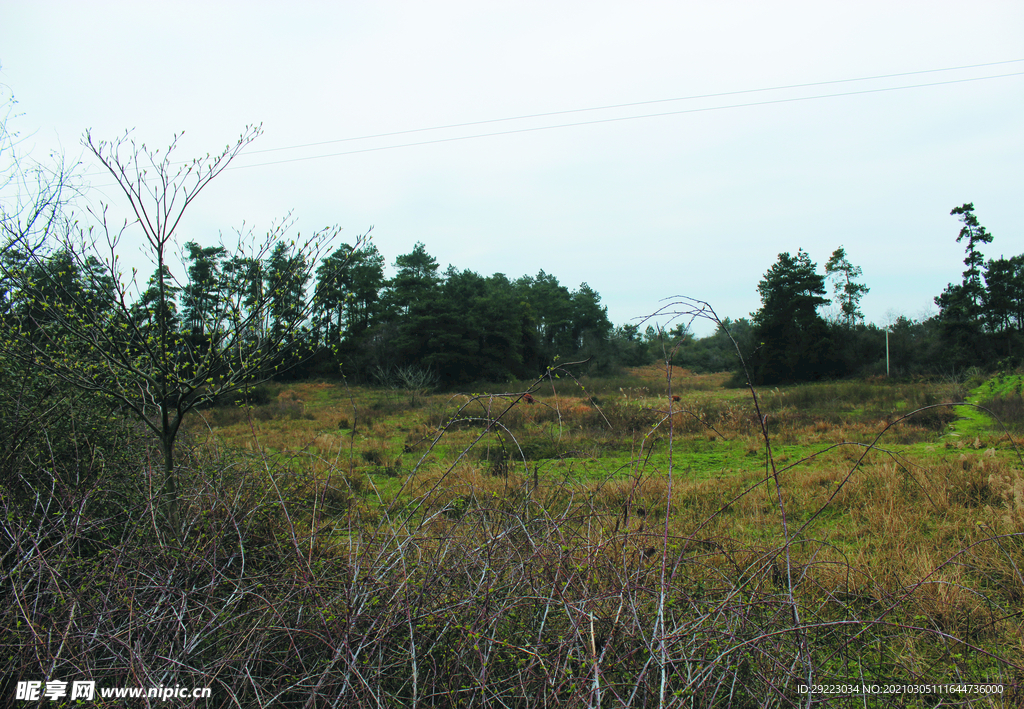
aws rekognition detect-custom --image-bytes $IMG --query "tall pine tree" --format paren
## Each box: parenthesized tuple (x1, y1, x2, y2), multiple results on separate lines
(750, 250, 833, 383)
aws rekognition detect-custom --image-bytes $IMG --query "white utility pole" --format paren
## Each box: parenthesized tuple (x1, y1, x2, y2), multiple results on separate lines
(885, 329, 890, 377)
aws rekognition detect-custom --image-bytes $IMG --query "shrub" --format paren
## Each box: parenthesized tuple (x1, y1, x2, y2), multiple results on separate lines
(980, 391, 1024, 431)
(906, 404, 958, 431)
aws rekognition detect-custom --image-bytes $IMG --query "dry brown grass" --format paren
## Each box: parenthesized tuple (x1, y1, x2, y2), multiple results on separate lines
(141, 374, 1024, 703)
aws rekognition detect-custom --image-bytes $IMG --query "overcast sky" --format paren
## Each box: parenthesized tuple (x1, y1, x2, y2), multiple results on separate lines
(2, 1, 1022, 335)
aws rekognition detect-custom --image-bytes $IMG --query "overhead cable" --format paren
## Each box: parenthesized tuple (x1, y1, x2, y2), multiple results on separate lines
(230, 70, 1024, 170)
(244, 58, 1024, 156)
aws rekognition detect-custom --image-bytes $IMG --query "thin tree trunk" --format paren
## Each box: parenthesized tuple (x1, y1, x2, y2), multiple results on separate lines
(160, 409, 180, 544)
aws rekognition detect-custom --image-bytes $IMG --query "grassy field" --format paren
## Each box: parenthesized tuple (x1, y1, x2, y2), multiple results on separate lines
(171, 364, 1024, 706)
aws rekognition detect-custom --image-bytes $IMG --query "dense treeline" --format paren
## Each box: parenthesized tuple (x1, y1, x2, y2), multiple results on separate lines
(0, 234, 629, 386)
(1, 230, 758, 387)
(735, 203, 1023, 384)
(0, 101, 1017, 391)
(643, 205, 1021, 385)
(4, 201, 1019, 391)
(311, 241, 621, 384)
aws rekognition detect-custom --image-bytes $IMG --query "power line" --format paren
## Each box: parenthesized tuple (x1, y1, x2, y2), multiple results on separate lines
(229, 70, 1024, 170)
(78, 59, 1024, 184)
(243, 58, 1024, 156)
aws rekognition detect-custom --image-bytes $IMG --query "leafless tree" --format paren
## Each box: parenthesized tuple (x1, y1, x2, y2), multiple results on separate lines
(1, 124, 362, 542)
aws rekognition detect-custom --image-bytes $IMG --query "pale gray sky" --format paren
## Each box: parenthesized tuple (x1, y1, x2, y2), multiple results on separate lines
(2, 1, 1022, 334)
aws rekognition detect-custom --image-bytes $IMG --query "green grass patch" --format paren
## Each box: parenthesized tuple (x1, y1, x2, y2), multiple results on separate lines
(948, 372, 1024, 440)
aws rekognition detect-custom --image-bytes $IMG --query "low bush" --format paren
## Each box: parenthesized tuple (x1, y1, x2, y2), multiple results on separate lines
(905, 403, 959, 431)
(980, 390, 1024, 431)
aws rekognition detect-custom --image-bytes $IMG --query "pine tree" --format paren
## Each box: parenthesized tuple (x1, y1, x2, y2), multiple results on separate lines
(939, 202, 994, 321)
(935, 203, 995, 364)
(824, 246, 869, 327)
(750, 250, 832, 383)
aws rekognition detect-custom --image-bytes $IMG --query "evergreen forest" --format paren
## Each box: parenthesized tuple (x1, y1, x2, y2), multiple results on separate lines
(5, 200, 1021, 390)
